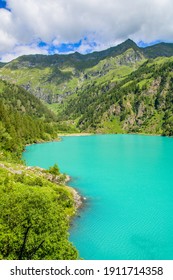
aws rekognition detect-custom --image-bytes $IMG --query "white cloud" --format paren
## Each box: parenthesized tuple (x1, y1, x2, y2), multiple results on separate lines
(1, 0, 173, 60)
(0, 9, 17, 52)
(0, 44, 48, 62)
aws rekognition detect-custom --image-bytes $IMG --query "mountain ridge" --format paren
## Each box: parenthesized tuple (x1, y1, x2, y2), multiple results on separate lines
(2, 39, 173, 66)
(0, 39, 173, 136)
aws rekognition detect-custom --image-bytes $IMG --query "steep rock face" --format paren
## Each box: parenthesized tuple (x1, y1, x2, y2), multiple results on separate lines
(116, 49, 143, 65)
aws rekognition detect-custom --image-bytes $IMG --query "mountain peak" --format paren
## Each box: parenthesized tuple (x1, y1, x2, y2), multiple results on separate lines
(120, 38, 138, 48)
(101, 38, 139, 58)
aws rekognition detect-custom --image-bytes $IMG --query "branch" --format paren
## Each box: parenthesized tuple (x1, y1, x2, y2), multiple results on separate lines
(18, 226, 31, 260)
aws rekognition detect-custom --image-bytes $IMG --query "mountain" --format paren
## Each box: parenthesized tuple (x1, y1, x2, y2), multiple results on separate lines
(1, 39, 173, 104)
(0, 39, 146, 103)
(143, 42, 173, 58)
(0, 39, 173, 136)
(59, 56, 173, 136)
(0, 62, 6, 68)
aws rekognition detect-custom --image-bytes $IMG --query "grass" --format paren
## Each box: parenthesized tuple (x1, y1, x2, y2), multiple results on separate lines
(97, 117, 124, 134)
(137, 78, 154, 90)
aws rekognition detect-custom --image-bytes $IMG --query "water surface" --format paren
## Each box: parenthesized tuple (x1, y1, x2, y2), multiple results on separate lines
(23, 135, 173, 260)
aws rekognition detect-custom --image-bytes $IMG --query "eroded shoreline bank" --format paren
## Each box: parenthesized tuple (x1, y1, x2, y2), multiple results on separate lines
(65, 175, 84, 210)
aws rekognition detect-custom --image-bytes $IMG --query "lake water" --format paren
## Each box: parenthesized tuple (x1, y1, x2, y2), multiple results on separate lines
(23, 134, 173, 260)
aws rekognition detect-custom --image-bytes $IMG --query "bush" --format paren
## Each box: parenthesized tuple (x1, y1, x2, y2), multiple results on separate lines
(48, 164, 60, 176)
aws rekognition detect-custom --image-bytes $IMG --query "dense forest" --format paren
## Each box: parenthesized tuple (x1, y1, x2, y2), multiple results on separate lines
(0, 79, 78, 159)
(0, 80, 79, 260)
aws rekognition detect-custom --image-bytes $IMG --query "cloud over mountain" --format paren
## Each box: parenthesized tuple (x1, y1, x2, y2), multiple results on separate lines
(1, 0, 173, 61)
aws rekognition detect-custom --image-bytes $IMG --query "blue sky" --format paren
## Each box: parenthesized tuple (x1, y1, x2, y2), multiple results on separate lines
(0, 0, 10, 11)
(0, 0, 173, 62)
(0, 0, 6, 8)
(38, 39, 97, 55)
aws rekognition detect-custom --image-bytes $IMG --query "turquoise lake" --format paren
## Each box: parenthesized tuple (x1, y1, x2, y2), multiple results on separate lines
(23, 134, 173, 260)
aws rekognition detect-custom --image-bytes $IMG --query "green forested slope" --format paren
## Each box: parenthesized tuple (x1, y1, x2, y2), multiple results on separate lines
(58, 57, 173, 136)
(0, 79, 78, 158)
(0, 80, 79, 260)
(0, 79, 58, 157)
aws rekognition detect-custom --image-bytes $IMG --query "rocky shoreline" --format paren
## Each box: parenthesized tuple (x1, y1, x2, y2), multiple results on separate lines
(25, 166, 84, 211)
(71, 188, 84, 210)
(65, 175, 85, 210)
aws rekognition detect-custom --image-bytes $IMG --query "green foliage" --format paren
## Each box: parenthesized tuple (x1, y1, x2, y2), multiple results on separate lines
(0, 79, 76, 159)
(0, 79, 80, 260)
(48, 164, 60, 176)
(0, 79, 56, 120)
(0, 99, 55, 157)
(0, 166, 78, 260)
